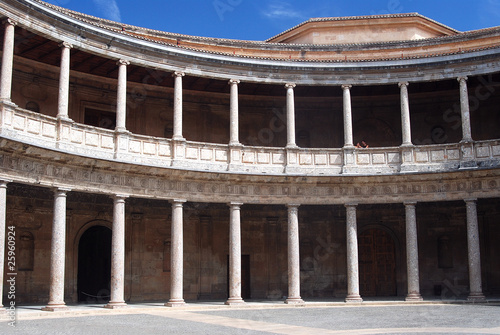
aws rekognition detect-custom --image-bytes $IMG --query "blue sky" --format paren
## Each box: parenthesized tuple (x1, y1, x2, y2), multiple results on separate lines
(45, 0, 500, 40)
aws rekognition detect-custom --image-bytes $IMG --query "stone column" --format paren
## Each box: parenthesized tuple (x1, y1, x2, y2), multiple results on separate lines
(345, 203, 362, 302)
(342, 85, 354, 148)
(465, 198, 486, 301)
(43, 188, 71, 311)
(0, 19, 16, 102)
(226, 202, 245, 305)
(172, 72, 185, 141)
(404, 202, 423, 301)
(229, 79, 240, 146)
(458, 77, 473, 142)
(115, 60, 129, 132)
(166, 199, 186, 307)
(0, 180, 9, 310)
(285, 83, 297, 148)
(399, 82, 412, 146)
(105, 195, 128, 309)
(56, 42, 73, 120)
(285, 204, 303, 304)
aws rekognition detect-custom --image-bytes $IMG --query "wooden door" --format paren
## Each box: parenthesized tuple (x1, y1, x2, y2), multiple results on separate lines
(359, 228, 397, 297)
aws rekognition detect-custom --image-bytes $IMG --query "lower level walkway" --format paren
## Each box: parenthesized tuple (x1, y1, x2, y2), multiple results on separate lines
(2, 299, 500, 334)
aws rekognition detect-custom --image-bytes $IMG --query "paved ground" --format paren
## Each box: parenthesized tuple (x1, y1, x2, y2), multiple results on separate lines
(1, 301, 500, 334)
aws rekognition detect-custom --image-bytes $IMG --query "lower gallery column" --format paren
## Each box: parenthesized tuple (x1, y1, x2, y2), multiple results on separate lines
(105, 195, 128, 309)
(43, 188, 71, 311)
(226, 202, 245, 305)
(0, 180, 9, 310)
(285, 204, 303, 304)
(465, 198, 486, 302)
(166, 199, 186, 307)
(345, 203, 363, 302)
(404, 202, 423, 301)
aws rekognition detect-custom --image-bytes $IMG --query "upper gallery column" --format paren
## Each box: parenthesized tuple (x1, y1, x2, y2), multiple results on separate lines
(226, 202, 245, 305)
(458, 77, 473, 142)
(285, 83, 297, 148)
(345, 203, 362, 302)
(342, 85, 354, 148)
(43, 188, 71, 311)
(285, 204, 303, 304)
(56, 42, 73, 121)
(228, 79, 240, 146)
(105, 195, 128, 309)
(115, 60, 130, 132)
(0, 180, 9, 310)
(399, 82, 413, 146)
(404, 202, 423, 301)
(0, 19, 16, 102)
(464, 198, 486, 302)
(166, 199, 186, 307)
(172, 72, 185, 141)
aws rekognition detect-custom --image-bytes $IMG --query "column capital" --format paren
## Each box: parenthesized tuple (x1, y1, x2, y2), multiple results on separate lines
(173, 71, 185, 78)
(170, 199, 187, 205)
(116, 59, 130, 66)
(287, 203, 300, 209)
(341, 84, 352, 90)
(285, 83, 296, 89)
(59, 42, 73, 49)
(0, 179, 12, 187)
(229, 202, 243, 208)
(404, 201, 418, 206)
(3, 18, 17, 26)
(464, 198, 478, 203)
(457, 76, 468, 82)
(345, 202, 358, 208)
(398, 81, 409, 88)
(54, 187, 72, 195)
(228, 79, 240, 85)
(113, 194, 129, 201)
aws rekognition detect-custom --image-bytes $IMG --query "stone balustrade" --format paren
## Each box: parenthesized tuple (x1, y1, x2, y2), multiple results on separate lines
(1, 103, 499, 176)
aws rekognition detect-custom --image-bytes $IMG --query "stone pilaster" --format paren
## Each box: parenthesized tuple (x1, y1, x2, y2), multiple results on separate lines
(345, 203, 362, 302)
(43, 188, 71, 311)
(226, 202, 245, 305)
(465, 199, 486, 302)
(228, 79, 240, 146)
(458, 77, 473, 142)
(399, 82, 412, 146)
(285, 204, 304, 304)
(285, 83, 297, 148)
(105, 195, 128, 309)
(0, 19, 16, 102)
(172, 72, 185, 141)
(404, 201, 423, 301)
(56, 42, 73, 121)
(342, 84, 354, 148)
(166, 199, 186, 307)
(0, 180, 9, 310)
(115, 60, 129, 132)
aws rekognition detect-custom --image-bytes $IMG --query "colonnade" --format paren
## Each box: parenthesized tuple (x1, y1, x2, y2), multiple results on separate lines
(0, 20, 476, 148)
(0, 179, 488, 310)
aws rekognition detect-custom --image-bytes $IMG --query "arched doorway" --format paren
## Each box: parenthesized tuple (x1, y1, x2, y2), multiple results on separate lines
(359, 228, 397, 297)
(77, 225, 112, 303)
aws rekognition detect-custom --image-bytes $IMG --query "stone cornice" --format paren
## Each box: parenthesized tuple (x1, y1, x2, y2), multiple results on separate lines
(0, 140, 498, 205)
(1, 0, 499, 85)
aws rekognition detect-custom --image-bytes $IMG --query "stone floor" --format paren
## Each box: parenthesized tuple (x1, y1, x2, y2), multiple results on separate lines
(1, 298, 500, 334)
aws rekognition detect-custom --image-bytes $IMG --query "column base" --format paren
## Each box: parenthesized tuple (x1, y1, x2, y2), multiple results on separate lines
(405, 294, 423, 302)
(104, 301, 128, 309)
(225, 297, 246, 306)
(165, 299, 186, 307)
(284, 297, 304, 304)
(467, 293, 486, 302)
(345, 295, 363, 303)
(42, 303, 68, 312)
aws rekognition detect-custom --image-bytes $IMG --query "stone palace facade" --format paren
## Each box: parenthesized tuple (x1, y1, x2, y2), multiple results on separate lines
(0, 0, 499, 310)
